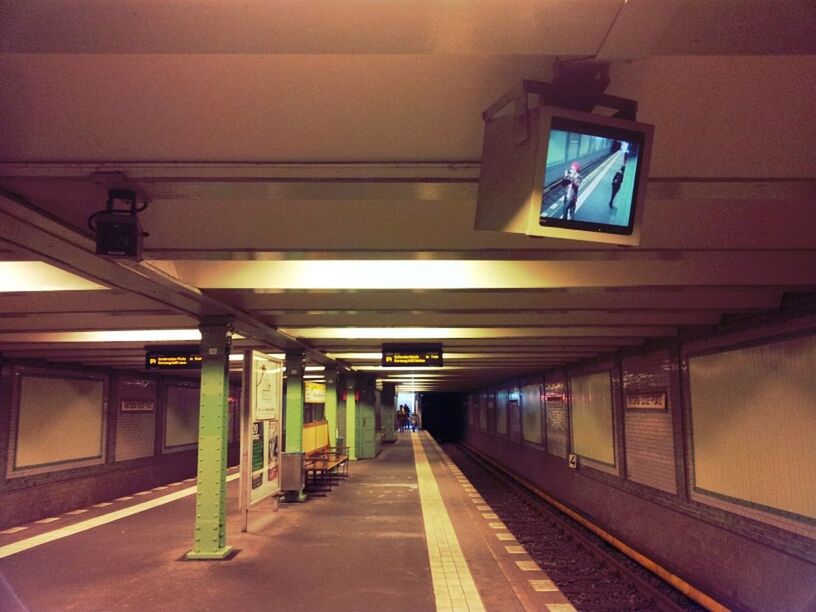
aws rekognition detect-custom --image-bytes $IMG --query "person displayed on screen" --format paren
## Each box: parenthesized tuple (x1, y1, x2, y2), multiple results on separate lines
(562, 162, 582, 220)
(609, 166, 624, 208)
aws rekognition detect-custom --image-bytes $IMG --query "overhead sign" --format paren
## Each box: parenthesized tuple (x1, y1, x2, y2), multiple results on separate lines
(381, 343, 443, 367)
(305, 381, 326, 403)
(145, 346, 202, 369)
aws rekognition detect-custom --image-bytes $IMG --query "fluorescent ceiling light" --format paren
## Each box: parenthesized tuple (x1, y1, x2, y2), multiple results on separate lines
(354, 365, 468, 371)
(328, 352, 549, 360)
(0, 262, 107, 292)
(286, 326, 669, 339)
(148, 259, 649, 290)
(384, 373, 449, 377)
(286, 328, 464, 340)
(327, 352, 383, 360)
(0, 329, 203, 343)
(232, 353, 286, 362)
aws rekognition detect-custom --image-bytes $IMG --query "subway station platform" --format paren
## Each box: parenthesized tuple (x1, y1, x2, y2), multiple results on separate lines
(0, 432, 575, 612)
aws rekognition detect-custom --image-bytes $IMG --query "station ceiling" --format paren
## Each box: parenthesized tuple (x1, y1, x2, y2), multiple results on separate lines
(1, 1, 815, 392)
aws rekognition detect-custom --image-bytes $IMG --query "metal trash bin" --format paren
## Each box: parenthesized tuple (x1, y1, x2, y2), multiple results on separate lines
(280, 451, 305, 491)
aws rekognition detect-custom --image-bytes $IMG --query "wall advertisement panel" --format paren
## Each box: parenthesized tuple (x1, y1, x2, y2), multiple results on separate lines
(240, 350, 284, 530)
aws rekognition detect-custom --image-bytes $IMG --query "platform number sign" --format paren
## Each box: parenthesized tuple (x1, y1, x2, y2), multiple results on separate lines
(568, 453, 578, 469)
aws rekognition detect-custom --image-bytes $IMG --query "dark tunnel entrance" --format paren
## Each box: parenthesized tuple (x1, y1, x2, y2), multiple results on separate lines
(420, 392, 467, 443)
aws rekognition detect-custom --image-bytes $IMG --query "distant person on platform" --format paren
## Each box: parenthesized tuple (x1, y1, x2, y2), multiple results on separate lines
(609, 166, 624, 208)
(562, 162, 582, 220)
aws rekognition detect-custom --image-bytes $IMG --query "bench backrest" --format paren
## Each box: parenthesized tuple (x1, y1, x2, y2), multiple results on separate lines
(302, 419, 330, 455)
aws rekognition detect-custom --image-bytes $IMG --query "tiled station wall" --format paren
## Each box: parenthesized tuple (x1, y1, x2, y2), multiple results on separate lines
(465, 305, 816, 612)
(0, 363, 240, 529)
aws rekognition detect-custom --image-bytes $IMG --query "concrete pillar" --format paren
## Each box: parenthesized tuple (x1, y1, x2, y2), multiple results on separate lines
(186, 317, 232, 560)
(381, 382, 397, 443)
(284, 352, 306, 501)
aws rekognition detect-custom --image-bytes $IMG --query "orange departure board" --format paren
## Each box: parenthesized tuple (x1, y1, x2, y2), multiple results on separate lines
(381, 344, 443, 367)
(145, 347, 203, 369)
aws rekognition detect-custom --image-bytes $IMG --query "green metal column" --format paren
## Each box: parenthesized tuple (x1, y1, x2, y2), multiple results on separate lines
(324, 368, 338, 447)
(337, 375, 347, 445)
(186, 318, 232, 560)
(345, 377, 357, 460)
(356, 375, 376, 459)
(381, 382, 397, 443)
(284, 352, 306, 501)
(374, 387, 383, 456)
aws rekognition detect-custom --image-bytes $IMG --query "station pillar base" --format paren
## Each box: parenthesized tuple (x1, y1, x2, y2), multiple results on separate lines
(185, 545, 233, 561)
(284, 490, 307, 503)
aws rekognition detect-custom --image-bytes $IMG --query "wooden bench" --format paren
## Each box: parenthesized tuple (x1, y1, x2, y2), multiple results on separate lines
(302, 420, 349, 490)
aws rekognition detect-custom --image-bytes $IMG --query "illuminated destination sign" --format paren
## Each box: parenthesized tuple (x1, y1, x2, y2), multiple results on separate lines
(145, 346, 203, 369)
(381, 344, 443, 367)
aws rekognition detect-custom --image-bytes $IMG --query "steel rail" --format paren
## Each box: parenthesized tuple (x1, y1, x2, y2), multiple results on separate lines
(454, 442, 713, 612)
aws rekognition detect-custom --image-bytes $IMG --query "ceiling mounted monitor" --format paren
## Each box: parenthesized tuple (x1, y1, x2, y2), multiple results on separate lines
(475, 105, 654, 246)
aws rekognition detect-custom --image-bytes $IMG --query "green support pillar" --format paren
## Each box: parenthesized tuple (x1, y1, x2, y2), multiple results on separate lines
(374, 385, 383, 456)
(345, 377, 357, 461)
(284, 352, 306, 502)
(186, 318, 232, 560)
(337, 375, 347, 447)
(324, 368, 338, 447)
(381, 382, 397, 443)
(356, 375, 377, 459)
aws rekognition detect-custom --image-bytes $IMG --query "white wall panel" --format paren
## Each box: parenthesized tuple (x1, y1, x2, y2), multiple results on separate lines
(689, 335, 816, 520)
(570, 371, 614, 465)
(164, 384, 199, 451)
(495, 388, 508, 435)
(14, 375, 104, 470)
(521, 383, 543, 445)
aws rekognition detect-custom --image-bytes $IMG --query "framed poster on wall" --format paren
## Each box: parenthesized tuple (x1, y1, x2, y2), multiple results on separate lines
(239, 350, 284, 531)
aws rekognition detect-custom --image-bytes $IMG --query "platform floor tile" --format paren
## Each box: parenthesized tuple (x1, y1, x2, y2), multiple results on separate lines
(530, 579, 560, 592)
(413, 433, 485, 612)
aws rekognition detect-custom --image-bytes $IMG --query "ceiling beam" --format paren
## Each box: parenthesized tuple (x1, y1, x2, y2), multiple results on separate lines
(0, 192, 350, 370)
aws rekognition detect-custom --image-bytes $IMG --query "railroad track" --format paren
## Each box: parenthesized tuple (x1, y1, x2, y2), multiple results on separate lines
(446, 443, 705, 612)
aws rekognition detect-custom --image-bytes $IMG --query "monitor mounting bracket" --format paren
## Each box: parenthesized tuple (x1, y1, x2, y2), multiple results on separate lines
(483, 67, 638, 144)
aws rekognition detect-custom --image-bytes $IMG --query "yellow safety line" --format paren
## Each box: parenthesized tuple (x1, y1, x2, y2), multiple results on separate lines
(412, 433, 485, 612)
(0, 473, 240, 560)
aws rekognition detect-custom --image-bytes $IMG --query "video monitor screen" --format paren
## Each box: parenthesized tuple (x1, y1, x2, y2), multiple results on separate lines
(538, 117, 646, 236)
